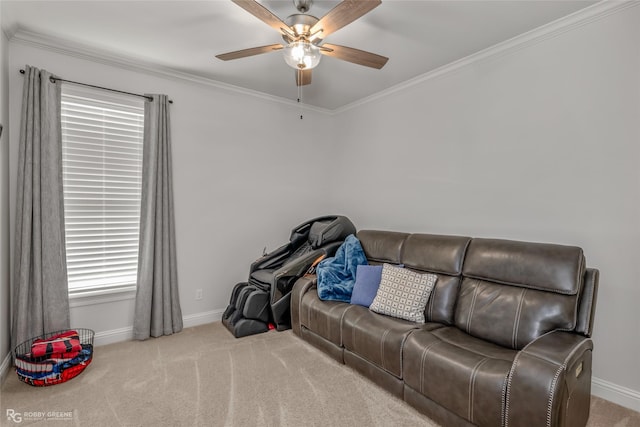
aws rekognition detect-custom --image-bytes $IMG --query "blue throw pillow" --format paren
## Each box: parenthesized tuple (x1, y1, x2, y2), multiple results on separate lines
(350, 265, 383, 307)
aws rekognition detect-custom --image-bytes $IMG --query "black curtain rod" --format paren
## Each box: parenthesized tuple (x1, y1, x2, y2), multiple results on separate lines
(19, 69, 173, 104)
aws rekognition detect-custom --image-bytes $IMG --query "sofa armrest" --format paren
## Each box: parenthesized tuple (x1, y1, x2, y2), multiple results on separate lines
(505, 331, 593, 427)
(290, 275, 317, 336)
(576, 268, 599, 337)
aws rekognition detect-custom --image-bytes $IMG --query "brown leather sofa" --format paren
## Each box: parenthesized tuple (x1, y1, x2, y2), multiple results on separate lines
(291, 230, 599, 427)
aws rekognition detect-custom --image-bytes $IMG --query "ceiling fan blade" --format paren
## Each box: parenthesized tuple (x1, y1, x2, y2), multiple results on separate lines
(216, 44, 284, 61)
(320, 43, 388, 69)
(296, 69, 312, 86)
(309, 0, 381, 39)
(232, 0, 291, 35)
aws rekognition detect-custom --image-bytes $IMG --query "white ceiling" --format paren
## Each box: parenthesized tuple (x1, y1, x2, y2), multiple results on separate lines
(1, 0, 598, 110)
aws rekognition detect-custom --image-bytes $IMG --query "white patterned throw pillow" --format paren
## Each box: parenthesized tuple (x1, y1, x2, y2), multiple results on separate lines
(369, 263, 437, 323)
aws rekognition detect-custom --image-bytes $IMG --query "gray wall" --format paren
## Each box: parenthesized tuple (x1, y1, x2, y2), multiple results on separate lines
(6, 40, 337, 344)
(329, 4, 640, 407)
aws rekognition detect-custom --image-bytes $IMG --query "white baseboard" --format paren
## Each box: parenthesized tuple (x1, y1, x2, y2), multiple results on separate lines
(94, 326, 134, 346)
(182, 309, 224, 328)
(93, 309, 225, 347)
(592, 376, 640, 413)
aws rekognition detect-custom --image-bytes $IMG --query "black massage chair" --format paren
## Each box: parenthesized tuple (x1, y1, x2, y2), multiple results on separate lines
(222, 215, 356, 338)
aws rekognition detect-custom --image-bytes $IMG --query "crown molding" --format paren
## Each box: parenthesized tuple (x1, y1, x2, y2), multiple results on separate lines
(334, 0, 639, 114)
(8, 27, 333, 116)
(7, 1, 638, 115)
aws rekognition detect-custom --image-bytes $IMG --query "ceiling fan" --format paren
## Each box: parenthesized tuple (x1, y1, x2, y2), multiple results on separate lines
(216, 0, 389, 86)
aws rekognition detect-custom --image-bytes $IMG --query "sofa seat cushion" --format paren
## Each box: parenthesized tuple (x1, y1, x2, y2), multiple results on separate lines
(342, 306, 431, 378)
(403, 327, 517, 427)
(299, 287, 354, 346)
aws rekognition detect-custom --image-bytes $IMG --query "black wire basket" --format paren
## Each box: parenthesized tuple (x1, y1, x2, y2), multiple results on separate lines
(13, 328, 94, 386)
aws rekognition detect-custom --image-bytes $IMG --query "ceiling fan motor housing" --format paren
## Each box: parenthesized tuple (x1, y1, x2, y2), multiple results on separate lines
(283, 13, 322, 44)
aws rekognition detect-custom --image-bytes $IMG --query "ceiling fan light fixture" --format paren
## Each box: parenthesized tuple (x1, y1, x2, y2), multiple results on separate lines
(283, 41, 322, 70)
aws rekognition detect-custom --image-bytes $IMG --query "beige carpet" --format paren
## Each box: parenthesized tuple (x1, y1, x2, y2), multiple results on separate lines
(1, 322, 639, 427)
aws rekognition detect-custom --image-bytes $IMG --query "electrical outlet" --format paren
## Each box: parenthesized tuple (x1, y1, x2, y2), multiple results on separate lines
(195, 289, 203, 300)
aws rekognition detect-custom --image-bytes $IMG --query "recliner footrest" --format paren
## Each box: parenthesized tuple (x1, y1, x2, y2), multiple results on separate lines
(222, 282, 271, 337)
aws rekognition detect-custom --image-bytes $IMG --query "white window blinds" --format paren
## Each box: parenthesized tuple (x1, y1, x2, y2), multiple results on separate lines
(61, 85, 145, 293)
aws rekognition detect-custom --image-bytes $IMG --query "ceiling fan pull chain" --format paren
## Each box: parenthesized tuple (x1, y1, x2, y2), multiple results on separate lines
(298, 75, 303, 120)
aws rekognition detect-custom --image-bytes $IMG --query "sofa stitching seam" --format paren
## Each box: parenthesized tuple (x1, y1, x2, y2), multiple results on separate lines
(468, 358, 489, 423)
(338, 305, 352, 347)
(547, 364, 565, 427)
(418, 340, 440, 394)
(512, 288, 526, 349)
(503, 352, 523, 427)
(399, 330, 416, 379)
(350, 310, 367, 351)
(500, 368, 511, 427)
(307, 296, 314, 331)
(545, 342, 587, 426)
(380, 328, 391, 372)
(466, 280, 480, 334)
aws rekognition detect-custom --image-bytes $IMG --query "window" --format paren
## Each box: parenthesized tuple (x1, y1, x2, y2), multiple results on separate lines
(61, 85, 144, 294)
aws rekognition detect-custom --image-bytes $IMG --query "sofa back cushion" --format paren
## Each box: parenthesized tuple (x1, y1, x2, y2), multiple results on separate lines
(402, 234, 471, 325)
(357, 230, 408, 264)
(456, 238, 585, 349)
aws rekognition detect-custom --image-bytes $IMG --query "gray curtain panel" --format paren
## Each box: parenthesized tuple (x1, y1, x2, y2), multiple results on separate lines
(133, 94, 183, 340)
(11, 65, 69, 352)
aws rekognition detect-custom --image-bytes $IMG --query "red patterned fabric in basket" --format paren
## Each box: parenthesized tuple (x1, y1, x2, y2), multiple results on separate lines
(17, 358, 92, 386)
(30, 330, 82, 358)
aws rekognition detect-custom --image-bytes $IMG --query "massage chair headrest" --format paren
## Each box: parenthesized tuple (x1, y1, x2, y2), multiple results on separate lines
(307, 216, 356, 249)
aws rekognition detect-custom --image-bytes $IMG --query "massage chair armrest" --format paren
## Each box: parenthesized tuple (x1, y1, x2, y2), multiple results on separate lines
(273, 250, 325, 281)
(269, 252, 321, 332)
(249, 243, 291, 273)
(260, 240, 342, 283)
(505, 330, 594, 427)
(270, 250, 324, 298)
(271, 241, 340, 292)
(290, 275, 317, 336)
